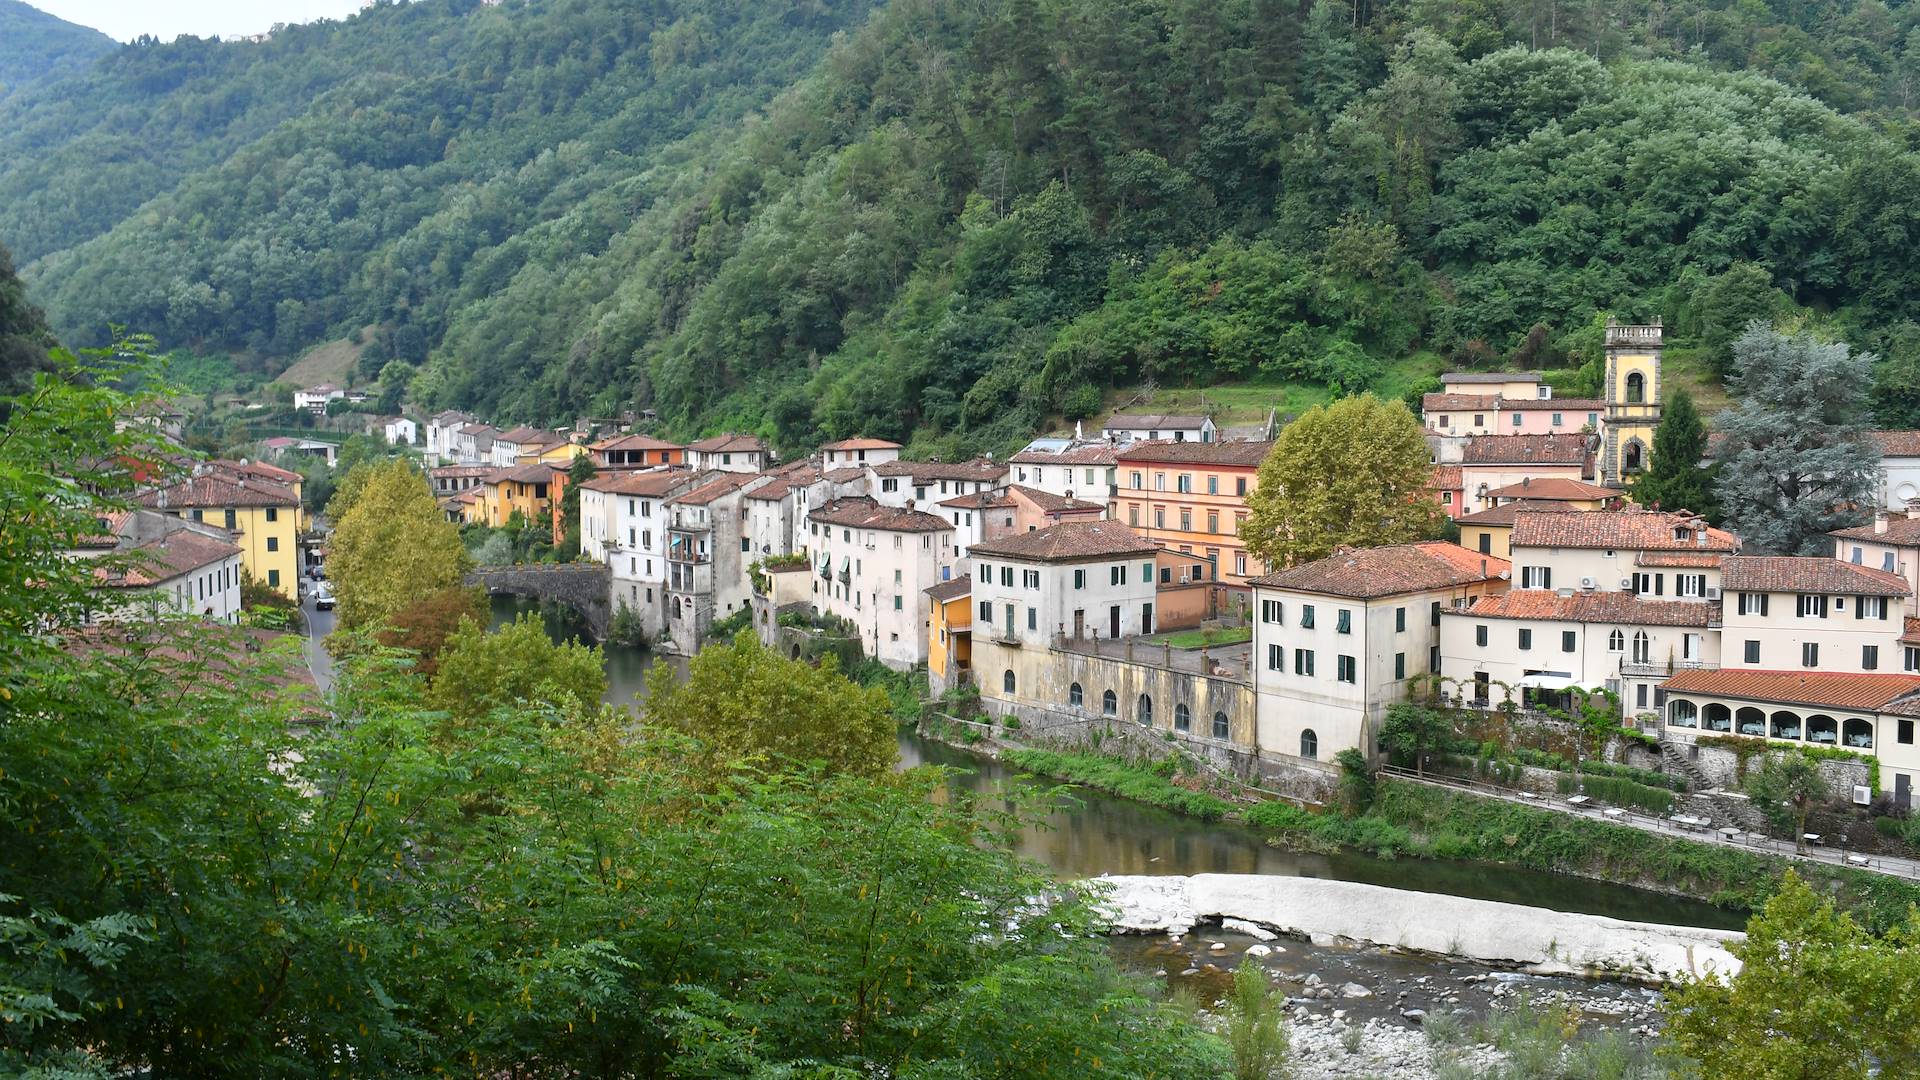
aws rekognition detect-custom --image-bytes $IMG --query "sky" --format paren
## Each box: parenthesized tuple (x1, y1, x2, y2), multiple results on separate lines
(32, 0, 368, 42)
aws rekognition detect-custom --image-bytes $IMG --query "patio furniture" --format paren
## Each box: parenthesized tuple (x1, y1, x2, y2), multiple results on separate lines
(1603, 807, 1625, 818)
(1803, 833, 1824, 846)
(1847, 854, 1871, 867)
(1566, 794, 1591, 806)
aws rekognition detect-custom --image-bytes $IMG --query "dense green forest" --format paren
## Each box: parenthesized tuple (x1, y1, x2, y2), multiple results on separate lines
(11, 0, 1920, 452)
(0, 1, 113, 95)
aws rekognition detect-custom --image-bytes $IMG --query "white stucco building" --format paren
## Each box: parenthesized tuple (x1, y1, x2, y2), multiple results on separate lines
(580, 470, 699, 642)
(968, 520, 1162, 647)
(820, 437, 902, 470)
(804, 496, 956, 668)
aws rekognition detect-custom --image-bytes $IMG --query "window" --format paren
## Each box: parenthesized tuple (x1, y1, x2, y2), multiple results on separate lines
(1300, 729, 1318, 760)
(1001, 567, 1013, 587)
(1235, 477, 1248, 497)
(1475, 625, 1488, 647)
(1521, 566, 1552, 590)
(1865, 645, 1881, 670)
(1473, 414, 1485, 426)
(265, 507, 277, 522)
(1154, 473, 1166, 491)
(268, 569, 280, 588)
(1074, 568, 1086, 589)
(978, 562, 990, 582)
(1797, 594, 1828, 619)
(1738, 592, 1769, 616)
(1336, 655, 1356, 683)
(1207, 511, 1218, 533)
(1137, 694, 1153, 725)
(1512, 413, 1523, 427)
(1562, 631, 1576, 653)
(1102, 689, 1117, 716)
(1858, 596, 1889, 620)
(1235, 552, 1247, 576)
(1631, 631, 1649, 664)
(1294, 648, 1315, 676)
(980, 600, 993, 622)
(1908, 646, 1920, 673)
(1393, 652, 1406, 679)
(1207, 475, 1218, 495)
(894, 595, 903, 611)
(1131, 470, 1143, 489)
(266, 536, 278, 552)
(1901, 719, 1915, 744)
(1213, 711, 1230, 739)
(1676, 574, 1705, 598)
(1174, 703, 1190, 732)
(1429, 644, 1440, 672)
(1744, 640, 1760, 664)
(1022, 569, 1040, 589)
(1069, 682, 1083, 708)
(1176, 474, 1191, 493)
(1431, 602, 1442, 627)
(1003, 670, 1016, 694)
(1027, 606, 1037, 631)
(1128, 504, 1140, 526)
(1261, 599, 1283, 623)
(1518, 628, 1533, 650)
(1395, 607, 1406, 632)
(1631, 573, 1663, 596)
(742, 537, 751, 552)
(1301, 605, 1316, 629)
(1802, 642, 1820, 668)
(1268, 644, 1283, 670)
(1551, 412, 1563, 427)
(1333, 609, 1351, 635)
(1179, 508, 1192, 531)
(1608, 629, 1624, 652)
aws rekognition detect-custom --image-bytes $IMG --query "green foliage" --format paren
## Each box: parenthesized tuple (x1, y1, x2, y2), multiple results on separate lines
(849, 660, 927, 725)
(1224, 957, 1289, 1080)
(1744, 752, 1831, 850)
(1001, 749, 1235, 822)
(1334, 747, 1375, 813)
(1555, 773, 1676, 816)
(645, 631, 896, 778)
(706, 604, 751, 640)
(1630, 390, 1716, 518)
(427, 612, 606, 724)
(1243, 394, 1441, 569)
(1665, 872, 1920, 1078)
(1376, 701, 1457, 777)
(327, 458, 470, 631)
(0, 0, 113, 96)
(606, 600, 648, 649)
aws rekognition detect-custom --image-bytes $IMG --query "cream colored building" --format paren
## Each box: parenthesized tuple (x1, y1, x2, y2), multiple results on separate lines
(1251, 542, 1509, 764)
(1718, 557, 1909, 676)
(804, 496, 957, 668)
(581, 469, 699, 642)
(1831, 508, 1920, 614)
(1507, 508, 1739, 599)
(970, 520, 1161, 648)
(1600, 320, 1663, 486)
(820, 437, 902, 469)
(1456, 434, 1595, 515)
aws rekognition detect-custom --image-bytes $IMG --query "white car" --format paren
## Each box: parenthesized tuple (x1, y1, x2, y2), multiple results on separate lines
(312, 583, 335, 610)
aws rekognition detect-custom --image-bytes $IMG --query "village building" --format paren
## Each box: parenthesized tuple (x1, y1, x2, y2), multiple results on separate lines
(452, 423, 501, 466)
(1101, 413, 1216, 444)
(1430, 465, 1465, 518)
(1505, 507, 1739, 601)
(68, 509, 245, 624)
(867, 457, 1006, 508)
(1456, 434, 1596, 515)
(137, 462, 303, 600)
(924, 575, 973, 694)
(1599, 320, 1664, 486)
(590, 433, 684, 469)
(1112, 439, 1271, 589)
(1870, 431, 1920, 510)
(293, 384, 345, 414)
(1831, 506, 1920, 613)
(428, 464, 493, 501)
(803, 496, 955, 668)
(424, 410, 474, 464)
(686, 434, 769, 473)
(820, 437, 902, 469)
(1254, 542, 1509, 766)
(1455, 500, 1585, 560)
(1717, 557, 1909, 677)
(580, 469, 700, 642)
(1010, 439, 1120, 501)
(364, 415, 416, 446)
(662, 473, 773, 654)
(477, 461, 569, 540)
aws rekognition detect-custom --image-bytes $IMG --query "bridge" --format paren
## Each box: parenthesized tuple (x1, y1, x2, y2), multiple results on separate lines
(467, 562, 611, 640)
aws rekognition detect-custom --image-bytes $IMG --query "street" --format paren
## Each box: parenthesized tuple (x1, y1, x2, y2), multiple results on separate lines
(300, 584, 335, 693)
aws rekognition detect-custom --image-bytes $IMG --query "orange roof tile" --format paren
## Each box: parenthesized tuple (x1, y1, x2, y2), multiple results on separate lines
(1721, 556, 1910, 597)
(1454, 590, 1715, 627)
(1512, 508, 1738, 553)
(1250, 542, 1508, 599)
(1661, 668, 1920, 712)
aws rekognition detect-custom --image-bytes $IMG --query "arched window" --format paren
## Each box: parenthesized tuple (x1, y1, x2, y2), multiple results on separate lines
(1770, 710, 1802, 740)
(1624, 440, 1645, 473)
(1844, 717, 1874, 749)
(1069, 682, 1084, 708)
(1300, 728, 1319, 759)
(1174, 703, 1190, 732)
(1003, 669, 1017, 695)
(1626, 371, 1646, 404)
(1631, 631, 1650, 664)
(1213, 711, 1230, 739)
(1668, 699, 1697, 728)
(672, 598, 682, 619)
(1101, 689, 1117, 716)
(1608, 629, 1624, 652)
(1137, 693, 1153, 725)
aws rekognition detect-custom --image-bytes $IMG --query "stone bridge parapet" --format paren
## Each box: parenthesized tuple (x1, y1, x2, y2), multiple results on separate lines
(467, 562, 611, 640)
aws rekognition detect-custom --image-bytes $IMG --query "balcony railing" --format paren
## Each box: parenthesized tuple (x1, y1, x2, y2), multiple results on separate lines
(1620, 659, 1707, 678)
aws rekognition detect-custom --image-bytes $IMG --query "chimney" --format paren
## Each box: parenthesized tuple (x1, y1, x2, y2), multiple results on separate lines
(1075, 420, 1084, 439)
(1877, 509, 1892, 535)
(1906, 497, 1920, 521)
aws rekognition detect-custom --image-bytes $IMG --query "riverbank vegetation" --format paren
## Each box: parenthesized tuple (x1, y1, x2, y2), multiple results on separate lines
(0, 353, 1232, 1077)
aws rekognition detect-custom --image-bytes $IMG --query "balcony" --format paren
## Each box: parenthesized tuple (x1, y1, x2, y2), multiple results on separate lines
(1620, 659, 1707, 679)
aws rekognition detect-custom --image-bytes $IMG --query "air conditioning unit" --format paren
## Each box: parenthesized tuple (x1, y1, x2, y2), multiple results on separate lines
(1579, 577, 1597, 590)
(1619, 578, 1633, 590)
(1853, 785, 1873, 806)
(1705, 587, 1721, 600)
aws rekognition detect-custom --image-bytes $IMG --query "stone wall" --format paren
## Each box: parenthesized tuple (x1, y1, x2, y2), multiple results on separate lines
(1669, 738, 1873, 795)
(468, 563, 611, 640)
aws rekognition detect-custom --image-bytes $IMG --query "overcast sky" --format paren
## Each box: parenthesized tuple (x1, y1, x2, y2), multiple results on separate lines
(34, 0, 368, 42)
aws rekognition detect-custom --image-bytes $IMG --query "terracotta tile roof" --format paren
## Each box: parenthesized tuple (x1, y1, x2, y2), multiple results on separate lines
(1511, 508, 1738, 552)
(743, 479, 794, 501)
(871, 457, 1006, 482)
(1104, 413, 1212, 429)
(591, 433, 683, 452)
(1721, 556, 1910, 597)
(1871, 431, 1920, 458)
(1500, 398, 1608, 412)
(138, 470, 298, 510)
(1115, 439, 1272, 467)
(820, 437, 902, 451)
(1011, 443, 1121, 466)
(821, 467, 867, 483)
(63, 622, 318, 698)
(1485, 477, 1617, 502)
(939, 490, 1016, 510)
(967, 520, 1159, 561)
(1661, 668, 1920, 712)
(1007, 484, 1103, 514)
(98, 529, 241, 588)
(1441, 371, 1544, 385)
(1452, 590, 1715, 627)
(924, 574, 972, 602)
(1635, 551, 1726, 568)
(1460, 433, 1592, 465)
(580, 470, 689, 497)
(809, 496, 952, 532)
(1429, 465, 1463, 490)
(1903, 616, 1920, 646)
(688, 433, 765, 454)
(1831, 517, 1920, 546)
(429, 464, 496, 479)
(672, 473, 762, 506)
(490, 462, 563, 485)
(1454, 500, 1583, 526)
(1249, 542, 1508, 599)
(497, 425, 557, 444)
(1422, 393, 1500, 413)
(227, 459, 302, 486)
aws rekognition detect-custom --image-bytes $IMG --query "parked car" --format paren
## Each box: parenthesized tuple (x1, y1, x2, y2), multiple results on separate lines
(313, 583, 335, 610)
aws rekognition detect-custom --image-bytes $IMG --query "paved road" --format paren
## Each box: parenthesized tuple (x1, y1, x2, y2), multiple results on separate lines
(300, 586, 335, 693)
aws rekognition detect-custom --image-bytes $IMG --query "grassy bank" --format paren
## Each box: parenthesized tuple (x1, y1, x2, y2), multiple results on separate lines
(995, 743, 1920, 930)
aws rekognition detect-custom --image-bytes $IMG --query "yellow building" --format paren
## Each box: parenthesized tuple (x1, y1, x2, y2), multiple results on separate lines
(924, 575, 973, 693)
(479, 462, 568, 540)
(1601, 320, 1663, 486)
(138, 464, 302, 600)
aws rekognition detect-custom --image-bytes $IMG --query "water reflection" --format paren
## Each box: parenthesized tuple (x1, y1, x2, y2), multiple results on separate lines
(899, 733, 1745, 931)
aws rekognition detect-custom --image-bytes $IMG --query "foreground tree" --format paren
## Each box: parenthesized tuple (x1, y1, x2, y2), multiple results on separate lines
(1745, 752, 1830, 854)
(375, 583, 486, 679)
(1714, 325, 1879, 554)
(427, 611, 605, 724)
(1377, 701, 1455, 778)
(644, 631, 896, 778)
(1243, 393, 1442, 569)
(1629, 389, 1716, 519)
(1665, 872, 1920, 1078)
(326, 458, 469, 631)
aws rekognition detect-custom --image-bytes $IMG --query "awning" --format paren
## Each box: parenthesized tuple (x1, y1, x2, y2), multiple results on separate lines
(1514, 673, 1601, 691)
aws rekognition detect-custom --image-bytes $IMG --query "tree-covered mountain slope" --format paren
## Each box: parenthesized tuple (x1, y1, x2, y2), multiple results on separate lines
(0, 0, 114, 96)
(9, 0, 1920, 453)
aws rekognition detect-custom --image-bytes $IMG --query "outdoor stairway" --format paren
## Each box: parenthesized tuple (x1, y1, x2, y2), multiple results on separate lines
(1658, 738, 1713, 791)
(1660, 738, 1771, 833)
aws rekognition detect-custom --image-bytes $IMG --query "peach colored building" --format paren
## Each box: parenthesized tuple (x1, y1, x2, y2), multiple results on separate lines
(1113, 439, 1272, 589)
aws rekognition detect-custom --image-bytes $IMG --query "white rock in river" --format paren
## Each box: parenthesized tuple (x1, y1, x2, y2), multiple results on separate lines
(1222, 917, 1279, 941)
(1244, 943, 1273, 957)
(1341, 982, 1372, 998)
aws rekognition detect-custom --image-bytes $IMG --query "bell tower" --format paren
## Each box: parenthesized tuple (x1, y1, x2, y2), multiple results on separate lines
(1601, 319, 1662, 488)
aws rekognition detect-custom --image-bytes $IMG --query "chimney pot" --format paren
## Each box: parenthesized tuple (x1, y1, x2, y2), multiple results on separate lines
(1877, 510, 1892, 535)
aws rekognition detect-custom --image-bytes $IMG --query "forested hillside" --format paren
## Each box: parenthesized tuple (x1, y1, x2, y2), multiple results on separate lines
(0, 1, 114, 95)
(10, 0, 1920, 452)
